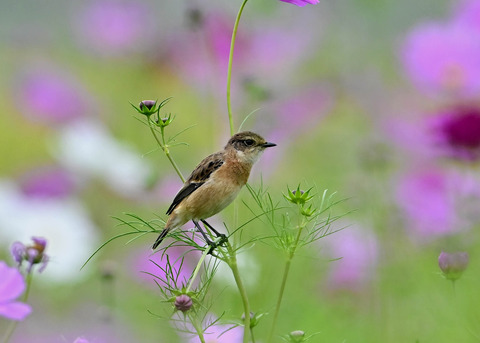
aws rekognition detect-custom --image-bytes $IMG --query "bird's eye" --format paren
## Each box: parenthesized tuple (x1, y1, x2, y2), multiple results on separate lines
(244, 139, 255, 146)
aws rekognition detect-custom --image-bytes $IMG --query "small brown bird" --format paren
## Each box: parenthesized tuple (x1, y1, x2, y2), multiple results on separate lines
(152, 131, 276, 249)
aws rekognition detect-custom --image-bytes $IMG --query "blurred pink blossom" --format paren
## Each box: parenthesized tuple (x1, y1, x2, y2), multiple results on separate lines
(324, 226, 378, 291)
(429, 105, 480, 161)
(19, 166, 76, 199)
(129, 245, 200, 288)
(75, 0, 153, 56)
(0, 261, 32, 321)
(14, 68, 89, 125)
(395, 168, 463, 239)
(278, 0, 320, 6)
(402, 22, 480, 97)
(187, 323, 243, 343)
(454, 0, 480, 32)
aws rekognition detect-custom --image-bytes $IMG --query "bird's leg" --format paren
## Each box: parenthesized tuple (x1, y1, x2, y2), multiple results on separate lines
(192, 220, 220, 256)
(201, 219, 228, 245)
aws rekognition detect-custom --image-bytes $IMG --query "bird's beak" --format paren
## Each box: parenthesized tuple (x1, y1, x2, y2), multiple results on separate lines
(261, 142, 276, 148)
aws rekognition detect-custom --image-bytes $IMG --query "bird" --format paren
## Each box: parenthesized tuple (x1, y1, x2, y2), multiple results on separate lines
(152, 131, 276, 249)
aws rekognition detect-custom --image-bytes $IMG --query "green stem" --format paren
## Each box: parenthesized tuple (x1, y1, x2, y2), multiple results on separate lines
(226, 242, 251, 343)
(148, 120, 186, 183)
(186, 245, 211, 293)
(190, 314, 206, 343)
(226, 0, 249, 136)
(267, 223, 305, 343)
(2, 273, 33, 343)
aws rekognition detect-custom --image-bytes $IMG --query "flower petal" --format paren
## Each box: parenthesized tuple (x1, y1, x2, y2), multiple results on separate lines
(0, 301, 32, 321)
(0, 261, 26, 303)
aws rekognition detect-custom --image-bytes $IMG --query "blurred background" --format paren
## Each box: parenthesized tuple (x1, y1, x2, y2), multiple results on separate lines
(1, 0, 480, 342)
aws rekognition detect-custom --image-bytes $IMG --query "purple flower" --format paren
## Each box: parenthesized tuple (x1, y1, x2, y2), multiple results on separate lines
(73, 338, 89, 343)
(324, 225, 378, 291)
(129, 245, 199, 288)
(75, 0, 153, 56)
(14, 68, 89, 125)
(395, 169, 463, 239)
(402, 22, 480, 96)
(430, 105, 480, 161)
(453, 0, 480, 33)
(19, 166, 76, 199)
(11, 237, 49, 274)
(438, 251, 469, 281)
(278, 0, 320, 6)
(0, 261, 32, 321)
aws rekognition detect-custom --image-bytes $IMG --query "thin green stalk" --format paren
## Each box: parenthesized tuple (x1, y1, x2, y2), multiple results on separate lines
(2, 273, 33, 343)
(267, 221, 305, 343)
(226, 242, 251, 343)
(226, 0, 249, 136)
(186, 245, 211, 293)
(148, 120, 185, 183)
(190, 315, 206, 343)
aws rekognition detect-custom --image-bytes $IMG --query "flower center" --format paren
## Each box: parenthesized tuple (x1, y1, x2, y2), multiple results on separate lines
(442, 108, 480, 149)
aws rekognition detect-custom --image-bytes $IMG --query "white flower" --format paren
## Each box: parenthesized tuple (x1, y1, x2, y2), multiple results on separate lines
(0, 181, 99, 283)
(54, 119, 152, 197)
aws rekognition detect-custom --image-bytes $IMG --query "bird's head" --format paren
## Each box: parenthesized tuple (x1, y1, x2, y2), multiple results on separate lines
(226, 131, 276, 164)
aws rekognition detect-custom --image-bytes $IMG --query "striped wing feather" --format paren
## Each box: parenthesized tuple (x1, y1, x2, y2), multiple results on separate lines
(165, 152, 224, 215)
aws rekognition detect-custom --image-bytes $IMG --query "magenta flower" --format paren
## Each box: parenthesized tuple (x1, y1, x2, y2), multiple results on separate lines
(453, 0, 480, 33)
(395, 169, 461, 239)
(402, 22, 480, 96)
(19, 166, 76, 199)
(14, 68, 89, 125)
(74, 0, 153, 56)
(323, 225, 378, 291)
(73, 338, 89, 343)
(278, 0, 320, 6)
(129, 245, 199, 287)
(11, 237, 49, 274)
(430, 105, 480, 161)
(0, 261, 32, 321)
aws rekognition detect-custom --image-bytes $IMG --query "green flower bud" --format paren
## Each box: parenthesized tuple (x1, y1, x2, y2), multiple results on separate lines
(174, 294, 193, 312)
(438, 251, 469, 281)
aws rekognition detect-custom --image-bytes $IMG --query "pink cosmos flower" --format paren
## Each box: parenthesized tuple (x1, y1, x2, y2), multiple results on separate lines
(323, 226, 378, 291)
(453, 0, 480, 32)
(278, 0, 320, 6)
(0, 261, 32, 321)
(395, 168, 468, 239)
(402, 22, 480, 96)
(429, 105, 480, 161)
(19, 166, 76, 199)
(14, 68, 89, 125)
(74, 0, 153, 56)
(129, 245, 200, 288)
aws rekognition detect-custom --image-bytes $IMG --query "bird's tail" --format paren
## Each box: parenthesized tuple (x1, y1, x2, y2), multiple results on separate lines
(152, 228, 169, 250)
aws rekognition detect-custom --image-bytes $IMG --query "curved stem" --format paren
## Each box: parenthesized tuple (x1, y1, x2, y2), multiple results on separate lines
(226, 0, 249, 136)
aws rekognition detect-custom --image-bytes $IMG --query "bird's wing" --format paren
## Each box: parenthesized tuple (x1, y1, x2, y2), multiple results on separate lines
(166, 152, 224, 215)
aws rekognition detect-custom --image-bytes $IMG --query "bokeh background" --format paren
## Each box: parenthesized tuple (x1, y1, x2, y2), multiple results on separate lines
(1, 0, 480, 342)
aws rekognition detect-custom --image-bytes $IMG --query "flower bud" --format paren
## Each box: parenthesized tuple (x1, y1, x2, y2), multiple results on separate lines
(174, 294, 193, 312)
(438, 251, 469, 281)
(284, 186, 314, 206)
(288, 330, 306, 342)
(139, 100, 156, 111)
